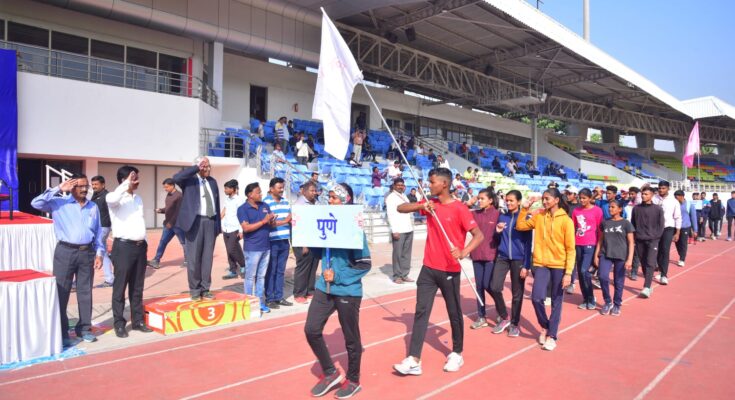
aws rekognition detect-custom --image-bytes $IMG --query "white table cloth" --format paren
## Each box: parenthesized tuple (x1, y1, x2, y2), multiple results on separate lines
(0, 270, 62, 365)
(0, 218, 56, 272)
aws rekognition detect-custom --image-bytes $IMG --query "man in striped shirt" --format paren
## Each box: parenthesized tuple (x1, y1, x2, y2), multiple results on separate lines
(263, 177, 293, 309)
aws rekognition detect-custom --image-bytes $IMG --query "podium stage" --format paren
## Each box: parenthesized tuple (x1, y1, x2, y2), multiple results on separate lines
(144, 290, 261, 335)
(0, 211, 56, 272)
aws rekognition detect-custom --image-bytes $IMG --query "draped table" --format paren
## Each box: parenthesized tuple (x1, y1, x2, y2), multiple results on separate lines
(0, 269, 62, 364)
(0, 211, 55, 272)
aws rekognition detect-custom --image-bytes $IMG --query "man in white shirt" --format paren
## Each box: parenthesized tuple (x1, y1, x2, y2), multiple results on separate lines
(276, 116, 289, 151)
(506, 160, 516, 177)
(651, 180, 681, 285)
(221, 179, 245, 280)
(386, 178, 414, 284)
(388, 160, 403, 181)
(437, 155, 450, 169)
(106, 166, 152, 338)
(296, 133, 311, 165)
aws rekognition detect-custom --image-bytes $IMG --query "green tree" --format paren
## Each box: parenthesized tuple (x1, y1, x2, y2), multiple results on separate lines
(588, 132, 602, 143)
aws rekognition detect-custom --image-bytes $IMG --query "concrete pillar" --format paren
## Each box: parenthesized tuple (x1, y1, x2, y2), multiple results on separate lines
(207, 41, 224, 105)
(601, 127, 618, 144)
(566, 123, 589, 138)
(531, 115, 538, 165)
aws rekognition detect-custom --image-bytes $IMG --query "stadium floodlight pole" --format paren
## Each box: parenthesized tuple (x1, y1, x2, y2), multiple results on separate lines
(358, 79, 484, 307)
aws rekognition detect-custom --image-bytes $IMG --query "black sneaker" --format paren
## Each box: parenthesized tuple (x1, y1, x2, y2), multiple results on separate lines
(278, 299, 293, 306)
(310, 370, 343, 397)
(334, 380, 361, 399)
(191, 294, 202, 302)
(147, 259, 161, 269)
(267, 301, 280, 309)
(202, 291, 215, 300)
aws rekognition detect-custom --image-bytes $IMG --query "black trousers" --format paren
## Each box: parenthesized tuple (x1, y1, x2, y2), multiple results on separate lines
(697, 216, 707, 238)
(675, 227, 691, 262)
(657, 227, 676, 278)
(185, 217, 217, 296)
(635, 238, 659, 289)
(728, 216, 734, 238)
(222, 231, 245, 273)
(293, 247, 321, 297)
(709, 218, 722, 237)
(408, 266, 463, 358)
(53, 244, 95, 339)
(489, 258, 525, 326)
(111, 239, 148, 329)
(304, 290, 362, 383)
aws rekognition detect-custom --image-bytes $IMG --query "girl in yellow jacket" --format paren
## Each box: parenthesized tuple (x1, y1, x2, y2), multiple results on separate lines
(516, 187, 576, 351)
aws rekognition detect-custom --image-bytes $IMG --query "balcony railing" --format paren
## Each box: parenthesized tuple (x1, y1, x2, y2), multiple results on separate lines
(1, 40, 218, 109)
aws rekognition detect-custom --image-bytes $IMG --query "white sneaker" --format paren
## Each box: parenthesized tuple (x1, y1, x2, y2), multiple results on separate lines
(542, 337, 557, 351)
(538, 330, 547, 345)
(565, 283, 575, 294)
(727, 237, 732, 241)
(443, 352, 464, 372)
(544, 297, 551, 306)
(393, 357, 422, 376)
(660, 276, 669, 285)
(677, 261, 685, 267)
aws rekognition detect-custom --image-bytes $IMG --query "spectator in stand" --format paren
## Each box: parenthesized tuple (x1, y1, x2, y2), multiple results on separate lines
(347, 152, 362, 167)
(386, 178, 414, 284)
(257, 119, 265, 139)
(31, 174, 105, 345)
(674, 190, 697, 267)
(579, 169, 588, 180)
(458, 142, 469, 157)
(727, 191, 735, 241)
(427, 148, 437, 163)
(557, 165, 567, 180)
(271, 143, 286, 172)
(491, 156, 501, 172)
(452, 174, 465, 192)
(352, 130, 364, 162)
(220, 179, 245, 280)
(407, 136, 415, 151)
(174, 157, 221, 302)
(388, 160, 403, 181)
(296, 134, 311, 166)
(462, 188, 476, 208)
(416, 144, 425, 156)
(438, 155, 450, 169)
(709, 193, 725, 239)
(148, 178, 186, 270)
(91, 175, 114, 288)
(463, 167, 474, 181)
(292, 181, 321, 303)
(275, 116, 289, 152)
(631, 187, 665, 298)
(505, 159, 516, 177)
(362, 140, 375, 162)
(372, 166, 387, 188)
(651, 180, 681, 285)
(526, 160, 540, 178)
(472, 168, 480, 182)
(264, 178, 293, 309)
(239, 183, 276, 314)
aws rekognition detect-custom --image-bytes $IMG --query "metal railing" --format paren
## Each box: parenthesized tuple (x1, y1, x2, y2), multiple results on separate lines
(199, 128, 260, 165)
(2, 40, 218, 108)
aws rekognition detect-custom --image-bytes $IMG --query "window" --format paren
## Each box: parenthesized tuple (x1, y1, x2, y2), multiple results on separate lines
(8, 22, 49, 47)
(0, 20, 5, 41)
(91, 40, 124, 62)
(126, 47, 156, 68)
(51, 31, 88, 54)
(386, 118, 401, 129)
(404, 122, 415, 134)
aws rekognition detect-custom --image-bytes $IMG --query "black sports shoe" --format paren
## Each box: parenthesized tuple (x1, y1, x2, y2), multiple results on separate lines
(334, 380, 361, 399)
(278, 299, 293, 306)
(267, 301, 281, 309)
(115, 327, 128, 338)
(202, 291, 215, 300)
(132, 323, 153, 333)
(310, 370, 343, 397)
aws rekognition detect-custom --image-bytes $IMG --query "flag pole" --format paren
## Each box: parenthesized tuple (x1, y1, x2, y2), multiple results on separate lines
(358, 80, 484, 307)
(697, 152, 701, 192)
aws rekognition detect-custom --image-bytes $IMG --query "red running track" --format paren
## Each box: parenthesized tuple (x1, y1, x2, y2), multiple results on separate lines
(1, 242, 734, 399)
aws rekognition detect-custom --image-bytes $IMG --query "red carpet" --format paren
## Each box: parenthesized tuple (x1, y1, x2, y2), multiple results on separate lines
(0, 211, 52, 225)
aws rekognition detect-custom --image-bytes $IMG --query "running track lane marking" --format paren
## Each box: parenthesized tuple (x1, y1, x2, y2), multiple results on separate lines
(415, 246, 735, 399)
(632, 296, 735, 400)
(0, 285, 473, 387)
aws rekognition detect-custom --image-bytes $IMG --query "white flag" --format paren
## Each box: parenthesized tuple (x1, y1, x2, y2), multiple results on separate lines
(312, 9, 363, 159)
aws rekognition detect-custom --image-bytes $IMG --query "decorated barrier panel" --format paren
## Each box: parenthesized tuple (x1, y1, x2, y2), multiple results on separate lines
(144, 290, 260, 335)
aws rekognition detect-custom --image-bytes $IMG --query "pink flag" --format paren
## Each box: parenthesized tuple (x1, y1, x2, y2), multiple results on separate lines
(682, 121, 700, 168)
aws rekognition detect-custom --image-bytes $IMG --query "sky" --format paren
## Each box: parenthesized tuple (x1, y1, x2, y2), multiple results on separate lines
(527, 0, 735, 105)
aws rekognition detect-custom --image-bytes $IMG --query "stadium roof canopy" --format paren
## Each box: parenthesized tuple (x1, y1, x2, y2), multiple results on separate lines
(680, 97, 735, 130)
(37, 0, 735, 144)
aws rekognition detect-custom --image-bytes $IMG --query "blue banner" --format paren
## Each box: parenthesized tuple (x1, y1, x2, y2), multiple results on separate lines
(0, 49, 18, 211)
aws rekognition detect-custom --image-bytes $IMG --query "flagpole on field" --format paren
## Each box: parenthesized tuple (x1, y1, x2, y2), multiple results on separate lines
(359, 80, 484, 306)
(697, 152, 701, 192)
(311, 7, 484, 306)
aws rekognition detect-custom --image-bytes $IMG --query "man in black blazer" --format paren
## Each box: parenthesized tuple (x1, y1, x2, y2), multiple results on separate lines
(174, 156, 221, 301)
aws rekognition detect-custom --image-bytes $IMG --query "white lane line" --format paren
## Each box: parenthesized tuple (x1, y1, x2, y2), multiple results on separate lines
(416, 246, 735, 399)
(632, 297, 735, 400)
(0, 287, 449, 387)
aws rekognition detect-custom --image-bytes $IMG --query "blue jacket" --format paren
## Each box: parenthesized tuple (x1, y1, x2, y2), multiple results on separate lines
(596, 199, 627, 220)
(728, 199, 735, 217)
(315, 232, 371, 297)
(680, 201, 698, 232)
(496, 210, 532, 269)
(173, 165, 221, 235)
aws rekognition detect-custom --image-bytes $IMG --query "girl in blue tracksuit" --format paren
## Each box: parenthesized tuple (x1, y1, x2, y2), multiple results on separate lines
(304, 183, 371, 399)
(488, 190, 532, 337)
